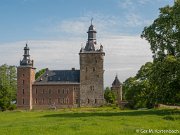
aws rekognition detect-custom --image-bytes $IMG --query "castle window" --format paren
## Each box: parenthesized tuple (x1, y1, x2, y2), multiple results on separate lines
(93, 67, 96, 72)
(22, 80, 24, 85)
(23, 98, 24, 104)
(22, 74, 25, 77)
(88, 99, 90, 104)
(95, 59, 98, 63)
(63, 89, 65, 94)
(95, 99, 97, 104)
(66, 89, 69, 94)
(36, 88, 37, 94)
(90, 86, 94, 91)
(35, 98, 38, 104)
(23, 89, 24, 94)
(86, 67, 88, 72)
(67, 98, 69, 104)
(49, 89, 51, 94)
(58, 89, 60, 94)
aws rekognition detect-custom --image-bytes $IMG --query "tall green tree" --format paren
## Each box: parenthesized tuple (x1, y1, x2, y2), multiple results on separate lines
(104, 87, 116, 104)
(123, 62, 154, 108)
(0, 64, 17, 111)
(141, 0, 180, 60)
(141, 1, 180, 105)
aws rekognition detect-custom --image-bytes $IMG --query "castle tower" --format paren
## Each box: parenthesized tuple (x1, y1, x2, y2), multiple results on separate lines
(79, 20, 105, 107)
(111, 75, 122, 104)
(17, 44, 35, 109)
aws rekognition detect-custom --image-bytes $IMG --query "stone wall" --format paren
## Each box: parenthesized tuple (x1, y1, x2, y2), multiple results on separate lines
(79, 52, 105, 107)
(111, 86, 122, 104)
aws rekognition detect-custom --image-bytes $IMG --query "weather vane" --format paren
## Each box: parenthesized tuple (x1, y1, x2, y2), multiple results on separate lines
(91, 17, 93, 25)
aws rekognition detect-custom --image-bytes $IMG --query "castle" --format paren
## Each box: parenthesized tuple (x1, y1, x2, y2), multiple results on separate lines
(17, 22, 122, 109)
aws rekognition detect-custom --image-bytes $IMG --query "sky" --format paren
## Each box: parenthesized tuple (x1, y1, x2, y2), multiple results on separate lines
(0, 0, 174, 87)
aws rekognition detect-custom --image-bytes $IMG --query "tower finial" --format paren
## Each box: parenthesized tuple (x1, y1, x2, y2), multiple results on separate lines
(91, 17, 93, 25)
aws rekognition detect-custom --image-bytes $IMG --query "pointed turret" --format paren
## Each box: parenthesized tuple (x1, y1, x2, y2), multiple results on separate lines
(20, 44, 33, 67)
(112, 75, 122, 86)
(111, 75, 122, 103)
(84, 18, 97, 51)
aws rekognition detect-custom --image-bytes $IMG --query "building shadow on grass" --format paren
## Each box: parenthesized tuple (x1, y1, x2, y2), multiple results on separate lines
(42, 109, 180, 118)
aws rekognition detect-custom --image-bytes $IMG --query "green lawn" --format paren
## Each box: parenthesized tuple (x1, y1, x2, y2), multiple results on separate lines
(0, 107, 179, 135)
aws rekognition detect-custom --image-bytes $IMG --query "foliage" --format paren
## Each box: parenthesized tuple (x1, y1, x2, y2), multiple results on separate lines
(141, 0, 180, 60)
(0, 64, 17, 111)
(150, 55, 180, 105)
(124, 1, 180, 109)
(35, 68, 46, 80)
(0, 108, 179, 135)
(104, 87, 116, 104)
(123, 62, 154, 109)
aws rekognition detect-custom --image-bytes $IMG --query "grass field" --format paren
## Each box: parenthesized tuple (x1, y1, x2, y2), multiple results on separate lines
(0, 107, 179, 135)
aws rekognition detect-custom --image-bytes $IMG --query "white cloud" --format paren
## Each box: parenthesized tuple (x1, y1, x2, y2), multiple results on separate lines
(125, 13, 152, 27)
(0, 35, 152, 87)
(119, 0, 151, 9)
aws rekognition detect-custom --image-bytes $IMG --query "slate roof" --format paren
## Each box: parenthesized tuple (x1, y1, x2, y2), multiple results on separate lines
(112, 75, 122, 86)
(34, 69, 80, 85)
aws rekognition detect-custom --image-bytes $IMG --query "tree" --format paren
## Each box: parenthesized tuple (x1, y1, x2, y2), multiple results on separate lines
(150, 56, 180, 105)
(139, 1, 180, 106)
(0, 64, 17, 111)
(123, 62, 155, 108)
(35, 68, 46, 80)
(104, 87, 116, 104)
(141, 0, 180, 60)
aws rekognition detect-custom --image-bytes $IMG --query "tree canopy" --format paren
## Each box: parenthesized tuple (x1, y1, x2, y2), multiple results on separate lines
(124, 1, 180, 108)
(141, 0, 180, 60)
(0, 64, 17, 111)
(104, 87, 116, 104)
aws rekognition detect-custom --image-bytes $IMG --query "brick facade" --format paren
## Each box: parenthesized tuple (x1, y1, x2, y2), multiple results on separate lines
(17, 66, 35, 109)
(32, 84, 80, 109)
(17, 22, 107, 110)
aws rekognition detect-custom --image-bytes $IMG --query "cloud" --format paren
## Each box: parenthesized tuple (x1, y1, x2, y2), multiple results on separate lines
(119, 0, 151, 9)
(0, 35, 152, 87)
(124, 13, 152, 27)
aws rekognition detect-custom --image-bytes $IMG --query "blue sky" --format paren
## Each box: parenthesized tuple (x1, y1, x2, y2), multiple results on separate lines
(0, 0, 174, 86)
(0, 0, 173, 42)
